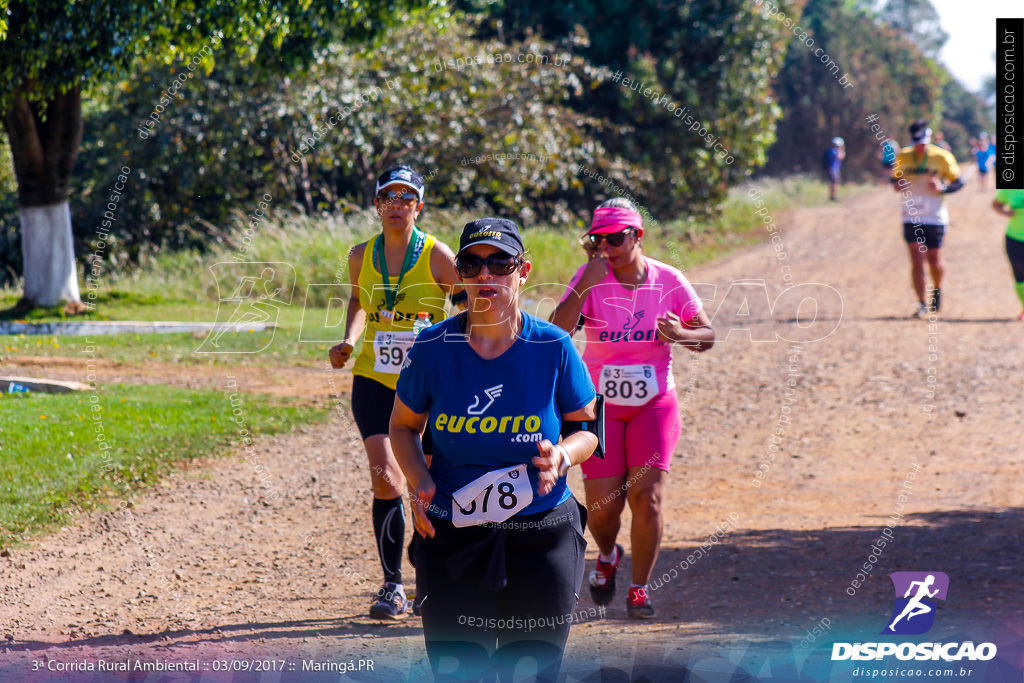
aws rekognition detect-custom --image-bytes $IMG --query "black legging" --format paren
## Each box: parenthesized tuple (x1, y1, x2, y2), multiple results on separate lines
(415, 498, 586, 682)
(1007, 235, 1024, 283)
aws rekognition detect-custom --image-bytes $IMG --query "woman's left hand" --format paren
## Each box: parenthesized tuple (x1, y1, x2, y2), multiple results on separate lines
(410, 477, 438, 538)
(656, 311, 687, 344)
(533, 440, 562, 496)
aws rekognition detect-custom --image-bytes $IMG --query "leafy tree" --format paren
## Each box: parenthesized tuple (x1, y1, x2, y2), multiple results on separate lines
(0, 136, 16, 285)
(0, 0, 433, 311)
(61, 12, 621, 268)
(279, 18, 622, 225)
(980, 74, 996, 117)
(880, 0, 948, 59)
(459, 0, 799, 220)
(764, 0, 945, 180)
(937, 77, 993, 159)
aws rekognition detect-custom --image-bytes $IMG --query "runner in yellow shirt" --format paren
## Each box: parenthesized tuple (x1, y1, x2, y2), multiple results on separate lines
(329, 165, 463, 619)
(891, 119, 963, 318)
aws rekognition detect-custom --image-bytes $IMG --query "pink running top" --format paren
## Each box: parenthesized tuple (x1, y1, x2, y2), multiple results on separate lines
(562, 257, 703, 395)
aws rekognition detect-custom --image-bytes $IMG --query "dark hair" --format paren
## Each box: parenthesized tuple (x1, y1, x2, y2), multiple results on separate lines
(598, 197, 639, 211)
(909, 119, 929, 137)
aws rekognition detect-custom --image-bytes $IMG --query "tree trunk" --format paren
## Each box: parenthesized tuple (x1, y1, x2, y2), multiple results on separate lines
(19, 202, 81, 305)
(3, 87, 84, 307)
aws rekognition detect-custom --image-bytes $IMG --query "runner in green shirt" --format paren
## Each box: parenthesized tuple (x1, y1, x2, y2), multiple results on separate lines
(991, 189, 1024, 320)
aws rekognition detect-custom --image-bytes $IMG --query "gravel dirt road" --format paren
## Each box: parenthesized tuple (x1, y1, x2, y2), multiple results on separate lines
(2, 182, 1022, 682)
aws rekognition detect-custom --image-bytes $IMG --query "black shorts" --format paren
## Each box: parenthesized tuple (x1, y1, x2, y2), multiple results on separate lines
(415, 498, 587, 681)
(351, 375, 433, 452)
(903, 223, 946, 250)
(1007, 235, 1024, 282)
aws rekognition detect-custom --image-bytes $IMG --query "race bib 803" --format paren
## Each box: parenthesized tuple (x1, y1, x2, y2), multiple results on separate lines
(600, 364, 659, 406)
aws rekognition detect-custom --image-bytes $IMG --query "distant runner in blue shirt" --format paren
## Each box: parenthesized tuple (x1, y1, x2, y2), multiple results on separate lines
(825, 136, 845, 201)
(974, 132, 995, 190)
(882, 138, 898, 167)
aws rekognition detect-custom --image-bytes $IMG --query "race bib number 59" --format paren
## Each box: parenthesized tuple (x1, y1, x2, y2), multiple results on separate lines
(452, 464, 533, 527)
(600, 364, 659, 406)
(372, 331, 415, 373)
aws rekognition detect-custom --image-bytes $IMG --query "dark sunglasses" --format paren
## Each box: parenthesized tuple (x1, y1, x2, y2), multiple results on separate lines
(377, 190, 420, 204)
(587, 229, 635, 247)
(456, 253, 522, 278)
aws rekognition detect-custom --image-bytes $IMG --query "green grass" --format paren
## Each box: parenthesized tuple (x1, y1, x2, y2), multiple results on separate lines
(0, 307, 341, 367)
(103, 174, 865, 303)
(0, 175, 871, 365)
(0, 175, 866, 547)
(0, 384, 328, 548)
(0, 290, 184, 322)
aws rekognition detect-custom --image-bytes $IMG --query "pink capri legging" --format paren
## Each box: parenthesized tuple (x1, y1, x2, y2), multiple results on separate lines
(580, 390, 681, 480)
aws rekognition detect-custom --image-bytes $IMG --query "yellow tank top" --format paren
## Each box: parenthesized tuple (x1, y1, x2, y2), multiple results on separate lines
(352, 231, 449, 389)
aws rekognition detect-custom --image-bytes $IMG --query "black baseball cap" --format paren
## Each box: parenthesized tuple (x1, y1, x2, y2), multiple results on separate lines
(457, 218, 525, 258)
(376, 166, 425, 200)
(909, 119, 931, 144)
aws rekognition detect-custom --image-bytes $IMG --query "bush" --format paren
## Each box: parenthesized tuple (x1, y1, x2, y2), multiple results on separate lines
(61, 12, 627, 276)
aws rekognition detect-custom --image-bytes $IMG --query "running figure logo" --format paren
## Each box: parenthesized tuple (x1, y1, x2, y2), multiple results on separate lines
(882, 571, 949, 635)
(467, 384, 503, 415)
(195, 262, 296, 354)
(622, 310, 645, 331)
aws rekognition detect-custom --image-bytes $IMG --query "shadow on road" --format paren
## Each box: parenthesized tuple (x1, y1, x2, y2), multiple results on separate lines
(646, 508, 1023, 633)
(6, 509, 1023, 683)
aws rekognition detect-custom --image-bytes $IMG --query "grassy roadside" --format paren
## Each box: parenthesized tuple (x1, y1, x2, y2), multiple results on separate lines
(0, 175, 867, 547)
(2, 176, 870, 310)
(0, 305, 335, 367)
(0, 176, 873, 366)
(0, 384, 328, 549)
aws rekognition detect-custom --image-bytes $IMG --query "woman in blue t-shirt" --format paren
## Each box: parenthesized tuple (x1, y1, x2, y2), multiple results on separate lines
(391, 217, 598, 682)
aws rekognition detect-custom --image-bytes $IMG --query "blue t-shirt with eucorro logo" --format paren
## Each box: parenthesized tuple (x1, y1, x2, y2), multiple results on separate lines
(396, 311, 596, 520)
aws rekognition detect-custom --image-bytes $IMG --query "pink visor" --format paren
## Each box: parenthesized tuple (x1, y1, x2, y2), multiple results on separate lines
(588, 206, 644, 236)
